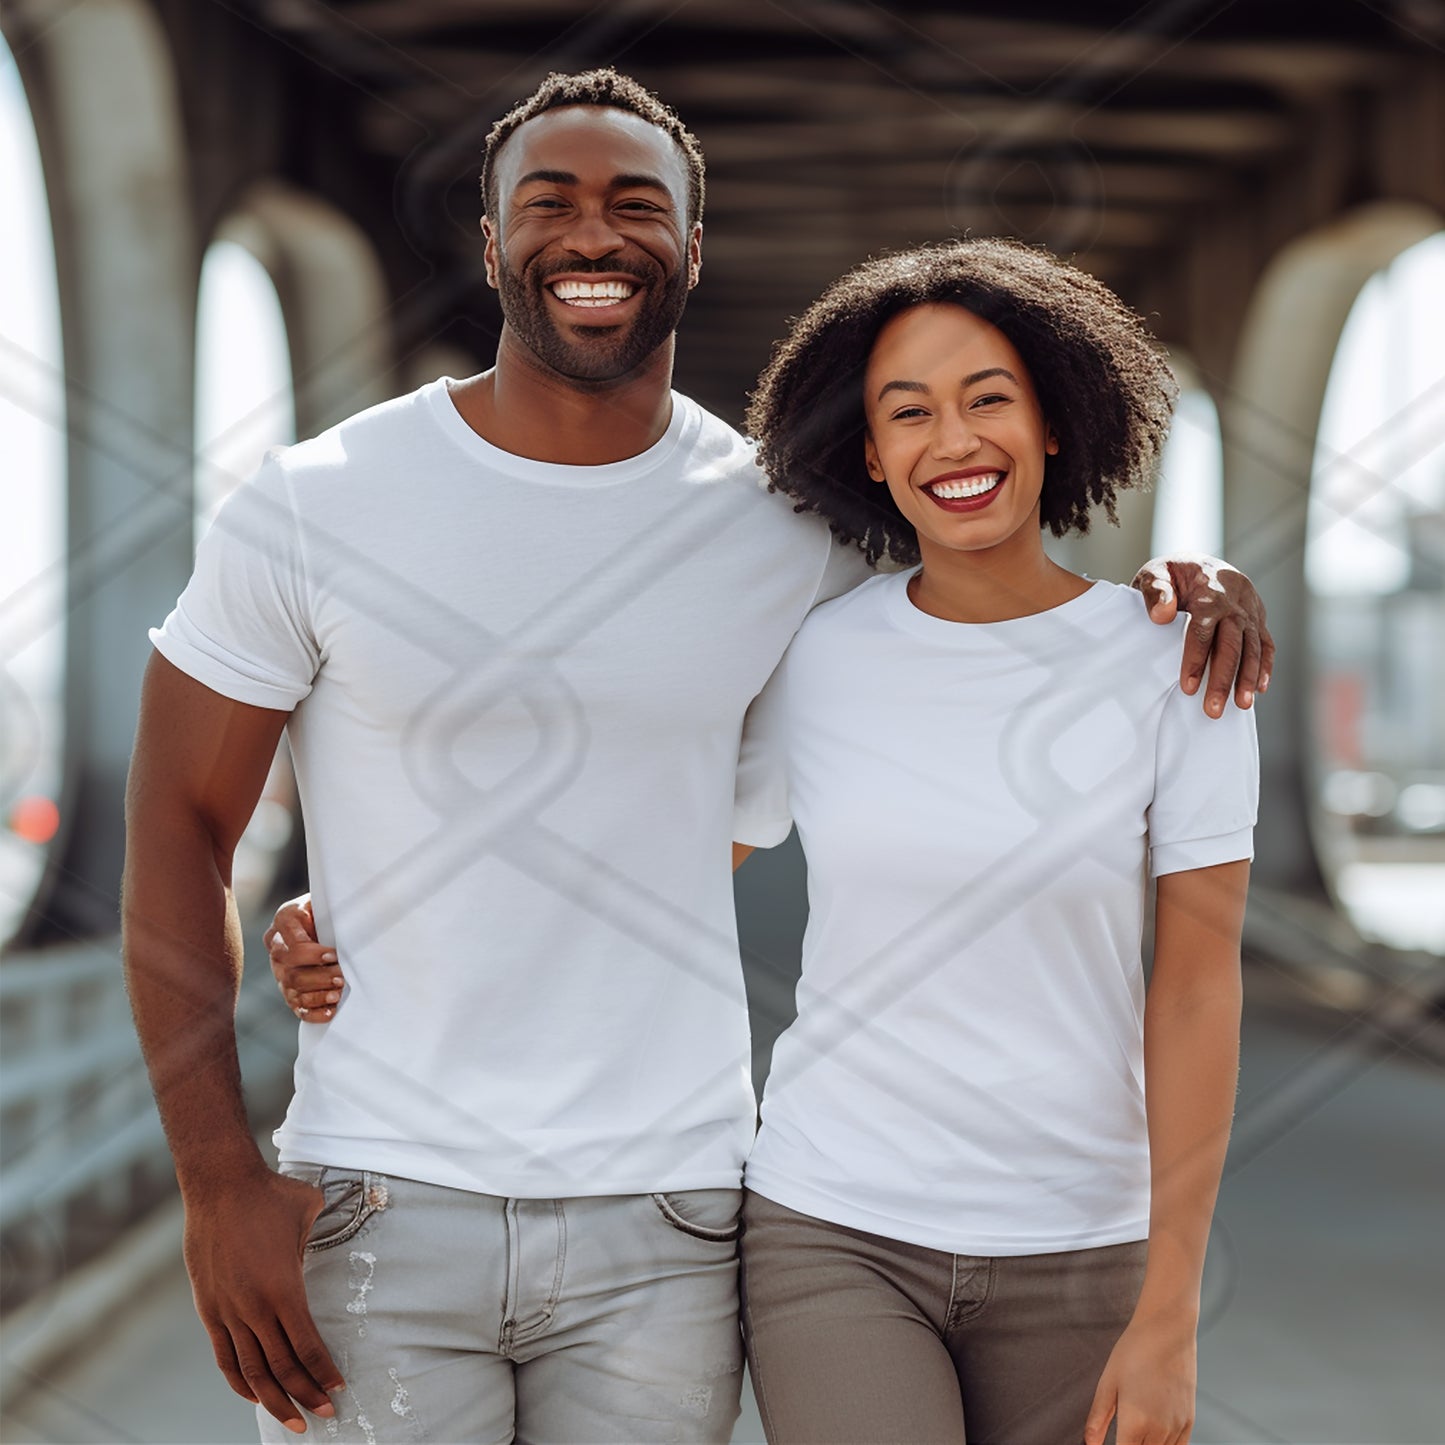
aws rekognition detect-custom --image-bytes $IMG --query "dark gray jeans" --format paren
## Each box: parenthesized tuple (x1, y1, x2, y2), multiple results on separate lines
(739, 1190, 1148, 1445)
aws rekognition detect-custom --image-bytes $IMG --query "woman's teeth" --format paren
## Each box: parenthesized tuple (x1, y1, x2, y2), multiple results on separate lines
(549, 280, 637, 307)
(927, 473, 1003, 499)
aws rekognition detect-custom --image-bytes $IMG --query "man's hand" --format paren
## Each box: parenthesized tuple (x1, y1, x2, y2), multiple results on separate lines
(1132, 555, 1274, 718)
(1083, 1313, 1197, 1445)
(184, 1168, 343, 1433)
(264, 894, 344, 1022)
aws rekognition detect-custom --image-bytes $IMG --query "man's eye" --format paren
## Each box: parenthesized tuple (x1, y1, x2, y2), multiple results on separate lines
(616, 200, 661, 212)
(526, 198, 567, 209)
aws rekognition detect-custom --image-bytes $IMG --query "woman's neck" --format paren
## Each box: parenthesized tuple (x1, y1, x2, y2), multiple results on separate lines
(910, 531, 1092, 624)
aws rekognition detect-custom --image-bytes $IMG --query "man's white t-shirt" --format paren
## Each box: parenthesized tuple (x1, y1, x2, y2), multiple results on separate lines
(735, 571, 1258, 1256)
(151, 378, 867, 1198)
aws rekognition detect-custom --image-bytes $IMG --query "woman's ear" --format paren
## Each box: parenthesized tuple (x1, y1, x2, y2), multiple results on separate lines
(864, 432, 886, 483)
(1045, 425, 1060, 457)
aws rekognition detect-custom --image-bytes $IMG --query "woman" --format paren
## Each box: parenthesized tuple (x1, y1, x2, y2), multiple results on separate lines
(727, 239, 1255, 1445)
(271, 239, 1256, 1445)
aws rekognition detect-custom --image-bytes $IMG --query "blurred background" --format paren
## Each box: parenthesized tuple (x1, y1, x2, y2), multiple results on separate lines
(1, 1, 1442, 1440)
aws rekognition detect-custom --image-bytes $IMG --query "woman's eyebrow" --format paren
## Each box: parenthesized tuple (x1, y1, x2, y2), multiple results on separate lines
(876, 367, 1019, 402)
(876, 379, 929, 401)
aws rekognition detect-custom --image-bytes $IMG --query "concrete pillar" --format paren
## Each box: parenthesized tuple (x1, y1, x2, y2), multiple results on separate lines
(13, 0, 195, 942)
(219, 182, 395, 436)
(1222, 201, 1442, 895)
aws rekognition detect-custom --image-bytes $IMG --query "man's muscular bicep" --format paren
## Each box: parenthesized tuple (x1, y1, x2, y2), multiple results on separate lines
(127, 652, 291, 860)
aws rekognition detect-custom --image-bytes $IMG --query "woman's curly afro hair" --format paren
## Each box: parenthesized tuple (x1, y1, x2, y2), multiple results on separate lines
(746, 237, 1177, 568)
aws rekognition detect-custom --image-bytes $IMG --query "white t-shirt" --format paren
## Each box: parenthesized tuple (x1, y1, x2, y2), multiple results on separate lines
(151, 378, 868, 1198)
(736, 571, 1258, 1256)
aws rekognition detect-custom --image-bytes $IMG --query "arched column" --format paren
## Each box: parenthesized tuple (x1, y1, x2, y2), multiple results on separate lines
(9, 0, 195, 942)
(1222, 201, 1443, 894)
(216, 181, 394, 436)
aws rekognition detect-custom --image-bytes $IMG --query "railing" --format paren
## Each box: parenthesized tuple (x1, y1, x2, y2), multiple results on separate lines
(0, 931, 296, 1314)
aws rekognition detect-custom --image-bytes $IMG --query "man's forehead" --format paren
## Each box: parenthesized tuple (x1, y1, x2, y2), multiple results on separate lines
(499, 105, 687, 194)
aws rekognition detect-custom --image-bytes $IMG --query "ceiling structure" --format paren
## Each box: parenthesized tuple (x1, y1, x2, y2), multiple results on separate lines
(231, 0, 1436, 406)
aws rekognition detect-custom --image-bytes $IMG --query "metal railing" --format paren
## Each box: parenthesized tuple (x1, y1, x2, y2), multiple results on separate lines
(0, 931, 295, 1313)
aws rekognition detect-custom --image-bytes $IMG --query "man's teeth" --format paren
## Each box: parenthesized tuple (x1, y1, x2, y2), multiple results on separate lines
(549, 280, 637, 307)
(928, 473, 1003, 499)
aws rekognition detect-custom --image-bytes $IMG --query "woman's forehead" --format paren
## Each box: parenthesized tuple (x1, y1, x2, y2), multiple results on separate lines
(866, 304, 1026, 381)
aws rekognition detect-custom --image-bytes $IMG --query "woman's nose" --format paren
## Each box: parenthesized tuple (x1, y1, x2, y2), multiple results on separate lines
(931, 410, 981, 460)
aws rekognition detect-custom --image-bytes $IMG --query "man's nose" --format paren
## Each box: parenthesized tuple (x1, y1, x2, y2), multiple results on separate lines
(562, 209, 625, 259)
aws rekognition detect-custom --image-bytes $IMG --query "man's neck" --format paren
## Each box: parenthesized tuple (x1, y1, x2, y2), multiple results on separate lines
(448, 326, 677, 466)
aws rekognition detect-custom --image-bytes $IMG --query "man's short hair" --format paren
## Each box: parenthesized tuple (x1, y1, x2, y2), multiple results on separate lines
(481, 68, 706, 228)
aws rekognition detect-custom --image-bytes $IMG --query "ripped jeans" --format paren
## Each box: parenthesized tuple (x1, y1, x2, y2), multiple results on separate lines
(257, 1165, 744, 1445)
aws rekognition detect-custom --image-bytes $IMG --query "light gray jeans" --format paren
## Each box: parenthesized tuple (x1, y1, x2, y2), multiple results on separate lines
(257, 1165, 744, 1445)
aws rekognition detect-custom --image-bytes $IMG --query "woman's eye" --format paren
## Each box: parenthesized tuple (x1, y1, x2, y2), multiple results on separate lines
(891, 406, 928, 420)
(971, 393, 1010, 408)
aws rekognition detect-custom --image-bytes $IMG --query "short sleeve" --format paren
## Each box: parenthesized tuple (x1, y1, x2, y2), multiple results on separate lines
(149, 453, 319, 709)
(1148, 680, 1259, 877)
(733, 655, 794, 848)
(810, 535, 875, 608)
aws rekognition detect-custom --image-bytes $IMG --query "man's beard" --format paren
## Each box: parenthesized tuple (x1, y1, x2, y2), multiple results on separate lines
(496, 249, 691, 383)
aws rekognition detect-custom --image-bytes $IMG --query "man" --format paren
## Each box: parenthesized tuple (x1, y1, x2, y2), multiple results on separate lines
(123, 69, 1271, 1444)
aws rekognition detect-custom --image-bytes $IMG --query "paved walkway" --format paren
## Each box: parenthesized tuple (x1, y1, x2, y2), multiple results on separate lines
(3, 995, 1441, 1444)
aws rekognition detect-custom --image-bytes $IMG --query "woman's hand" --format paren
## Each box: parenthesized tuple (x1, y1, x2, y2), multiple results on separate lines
(263, 894, 344, 1022)
(1084, 1311, 1197, 1445)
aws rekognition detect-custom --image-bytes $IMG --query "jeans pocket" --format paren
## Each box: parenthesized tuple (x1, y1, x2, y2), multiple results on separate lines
(301, 1168, 387, 1253)
(651, 1189, 742, 1243)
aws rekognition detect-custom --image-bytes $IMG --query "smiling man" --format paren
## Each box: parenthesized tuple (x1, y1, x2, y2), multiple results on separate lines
(123, 70, 1271, 1445)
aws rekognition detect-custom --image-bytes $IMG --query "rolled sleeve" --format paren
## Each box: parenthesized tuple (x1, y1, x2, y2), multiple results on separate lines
(149, 453, 319, 709)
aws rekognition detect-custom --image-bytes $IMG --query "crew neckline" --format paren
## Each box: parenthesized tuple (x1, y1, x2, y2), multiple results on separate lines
(881, 566, 1115, 644)
(423, 376, 698, 487)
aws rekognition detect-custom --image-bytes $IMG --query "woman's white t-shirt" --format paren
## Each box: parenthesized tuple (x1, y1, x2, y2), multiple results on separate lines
(734, 571, 1259, 1256)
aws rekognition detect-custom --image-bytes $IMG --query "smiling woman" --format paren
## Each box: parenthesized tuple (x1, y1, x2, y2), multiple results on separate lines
(748, 238, 1176, 568)
(734, 236, 1256, 1445)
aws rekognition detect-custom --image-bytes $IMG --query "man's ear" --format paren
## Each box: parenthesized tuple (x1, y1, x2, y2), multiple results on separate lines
(687, 223, 703, 290)
(1045, 424, 1060, 456)
(481, 217, 500, 291)
(864, 432, 886, 483)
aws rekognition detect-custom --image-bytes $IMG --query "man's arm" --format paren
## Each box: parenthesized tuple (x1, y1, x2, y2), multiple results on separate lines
(123, 653, 341, 1433)
(1132, 555, 1275, 717)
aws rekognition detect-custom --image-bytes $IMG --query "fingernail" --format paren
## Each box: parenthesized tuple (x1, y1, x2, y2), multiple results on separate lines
(1208, 697, 1223, 716)
(332, 976, 344, 987)
(321, 951, 337, 963)
(1241, 689, 1254, 707)
(326, 992, 340, 1004)
(285, 1418, 305, 1435)
(315, 1402, 336, 1418)
(1259, 671, 1270, 692)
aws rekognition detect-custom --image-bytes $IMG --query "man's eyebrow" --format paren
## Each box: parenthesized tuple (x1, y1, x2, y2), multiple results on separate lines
(513, 170, 672, 197)
(609, 172, 672, 196)
(515, 169, 578, 188)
